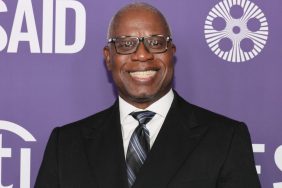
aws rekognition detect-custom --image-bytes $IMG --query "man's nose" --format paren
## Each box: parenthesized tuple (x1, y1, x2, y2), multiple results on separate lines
(131, 42, 154, 61)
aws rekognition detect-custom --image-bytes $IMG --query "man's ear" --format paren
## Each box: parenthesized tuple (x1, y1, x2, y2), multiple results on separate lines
(171, 43, 176, 55)
(103, 46, 112, 71)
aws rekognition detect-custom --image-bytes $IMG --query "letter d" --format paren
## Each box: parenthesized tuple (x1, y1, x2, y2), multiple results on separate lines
(55, 0, 86, 53)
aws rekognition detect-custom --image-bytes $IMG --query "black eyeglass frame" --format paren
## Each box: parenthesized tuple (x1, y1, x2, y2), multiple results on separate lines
(108, 34, 172, 55)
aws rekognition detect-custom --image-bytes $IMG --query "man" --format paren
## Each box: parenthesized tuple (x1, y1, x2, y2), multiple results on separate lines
(35, 3, 261, 188)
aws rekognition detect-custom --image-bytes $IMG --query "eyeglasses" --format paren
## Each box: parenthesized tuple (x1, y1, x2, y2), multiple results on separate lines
(108, 35, 172, 55)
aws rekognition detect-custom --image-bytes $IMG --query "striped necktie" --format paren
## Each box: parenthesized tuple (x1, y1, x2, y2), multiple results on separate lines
(126, 110, 156, 187)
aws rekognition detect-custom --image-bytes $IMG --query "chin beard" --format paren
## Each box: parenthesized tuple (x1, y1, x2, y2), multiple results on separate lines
(129, 90, 170, 105)
(119, 86, 172, 107)
(130, 94, 156, 104)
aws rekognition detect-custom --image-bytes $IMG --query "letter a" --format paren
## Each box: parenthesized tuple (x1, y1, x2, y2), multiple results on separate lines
(7, 0, 40, 53)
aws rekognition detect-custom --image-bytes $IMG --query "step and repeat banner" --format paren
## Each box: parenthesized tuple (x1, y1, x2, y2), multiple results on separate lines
(0, 0, 281, 187)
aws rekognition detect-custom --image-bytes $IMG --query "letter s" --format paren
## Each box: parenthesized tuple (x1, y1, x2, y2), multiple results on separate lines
(273, 145, 282, 188)
(0, 0, 8, 51)
(275, 145, 282, 171)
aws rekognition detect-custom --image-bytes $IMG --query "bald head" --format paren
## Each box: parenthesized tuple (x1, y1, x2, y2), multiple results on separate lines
(107, 2, 172, 38)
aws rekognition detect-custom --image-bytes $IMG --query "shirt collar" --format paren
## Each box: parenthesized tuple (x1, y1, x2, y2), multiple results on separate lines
(119, 89, 174, 123)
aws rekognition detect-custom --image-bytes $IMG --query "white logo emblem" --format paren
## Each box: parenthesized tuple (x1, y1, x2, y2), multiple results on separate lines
(204, 0, 269, 62)
(0, 120, 36, 188)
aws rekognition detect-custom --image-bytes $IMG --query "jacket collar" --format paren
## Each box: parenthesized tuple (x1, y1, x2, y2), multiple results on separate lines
(83, 101, 129, 188)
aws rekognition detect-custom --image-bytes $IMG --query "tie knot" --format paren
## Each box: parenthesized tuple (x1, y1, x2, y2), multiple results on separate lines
(130, 110, 156, 125)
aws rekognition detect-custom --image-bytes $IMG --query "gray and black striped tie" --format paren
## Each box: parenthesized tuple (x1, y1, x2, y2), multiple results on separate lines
(126, 110, 156, 187)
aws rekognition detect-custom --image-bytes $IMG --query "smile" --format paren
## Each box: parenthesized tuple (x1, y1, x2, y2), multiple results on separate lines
(129, 70, 157, 79)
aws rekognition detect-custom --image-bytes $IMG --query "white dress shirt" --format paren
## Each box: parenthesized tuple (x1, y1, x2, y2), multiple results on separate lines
(119, 89, 174, 157)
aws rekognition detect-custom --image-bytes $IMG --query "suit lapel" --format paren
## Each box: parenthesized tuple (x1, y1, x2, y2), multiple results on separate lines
(83, 102, 129, 188)
(133, 94, 209, 188)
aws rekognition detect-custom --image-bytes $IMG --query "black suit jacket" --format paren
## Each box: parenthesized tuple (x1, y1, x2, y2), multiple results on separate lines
(35, 93, 261, 188)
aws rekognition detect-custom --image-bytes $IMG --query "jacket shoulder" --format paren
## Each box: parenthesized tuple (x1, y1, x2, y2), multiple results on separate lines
(55, 103, 118, 136)
(175, 94, 245, 129)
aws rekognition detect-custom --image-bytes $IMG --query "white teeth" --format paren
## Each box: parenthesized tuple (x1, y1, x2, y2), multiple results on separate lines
(129, 70, 157, 79)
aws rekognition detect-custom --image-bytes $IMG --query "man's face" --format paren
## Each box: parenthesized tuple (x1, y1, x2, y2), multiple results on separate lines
(104, 9, 176, 108)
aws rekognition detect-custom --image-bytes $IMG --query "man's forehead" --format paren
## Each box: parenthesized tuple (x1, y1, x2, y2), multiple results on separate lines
(110, 9, 168, 36)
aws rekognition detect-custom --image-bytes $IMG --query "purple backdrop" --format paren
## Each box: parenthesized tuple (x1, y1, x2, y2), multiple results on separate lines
(0, 0, 281, 187)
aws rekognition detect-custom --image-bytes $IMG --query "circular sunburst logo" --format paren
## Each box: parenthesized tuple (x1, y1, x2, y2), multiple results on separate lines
(204, 0, 269, 63)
